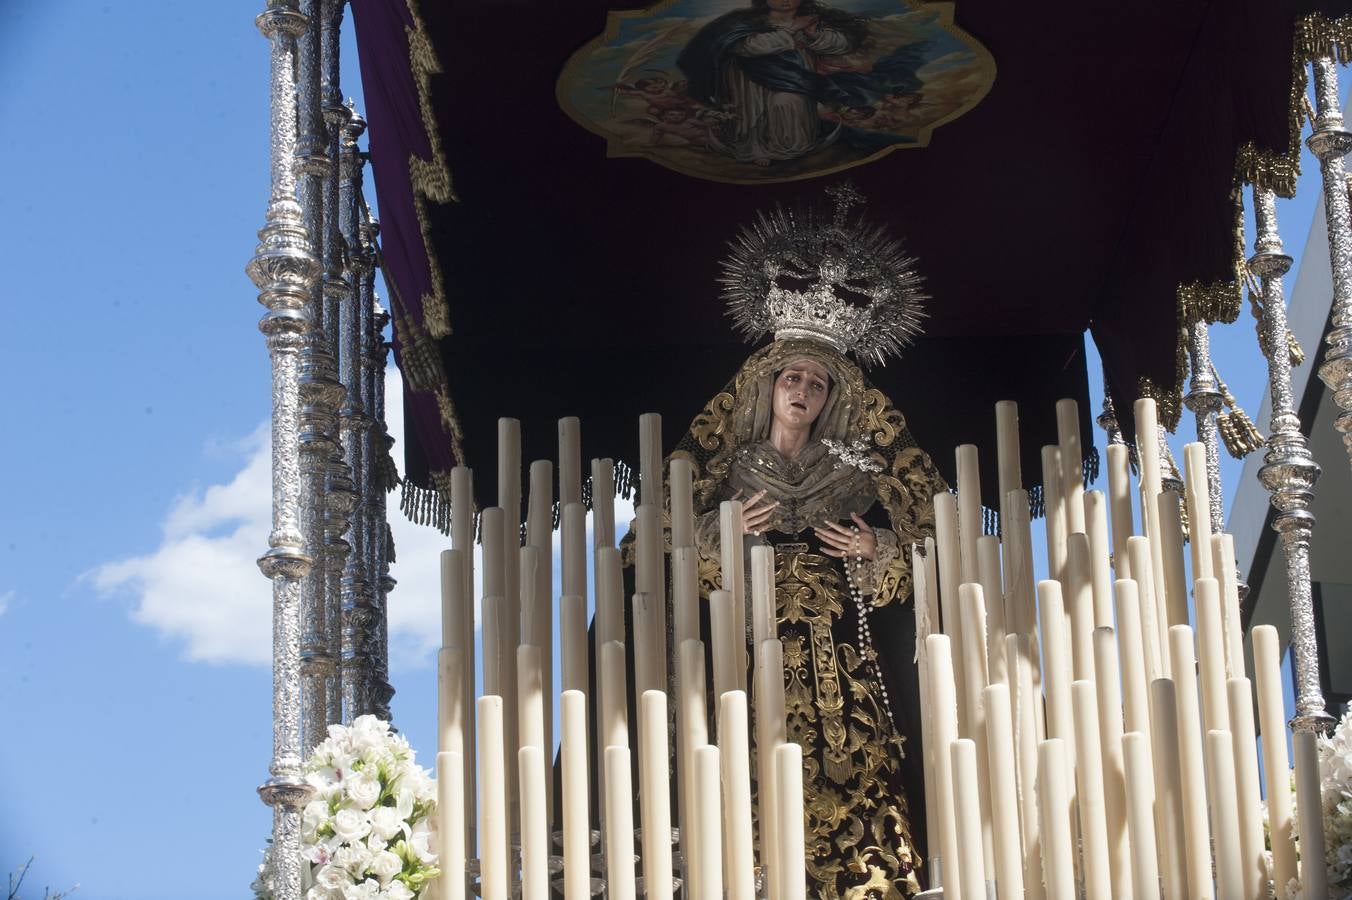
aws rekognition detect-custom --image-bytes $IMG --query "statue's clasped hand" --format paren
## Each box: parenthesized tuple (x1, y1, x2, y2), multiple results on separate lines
(815, 514, 876, 560)
(733, 488, 779, 536)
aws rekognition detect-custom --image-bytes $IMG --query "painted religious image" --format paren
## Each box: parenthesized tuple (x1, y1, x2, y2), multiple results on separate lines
(557, 0, 994, 183)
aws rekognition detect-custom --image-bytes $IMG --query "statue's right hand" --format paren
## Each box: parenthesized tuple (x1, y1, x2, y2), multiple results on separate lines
(732, 489, 779, 536)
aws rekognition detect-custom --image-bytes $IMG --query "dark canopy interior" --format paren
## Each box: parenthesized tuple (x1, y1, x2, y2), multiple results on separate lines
(349, 0, 1349, 518)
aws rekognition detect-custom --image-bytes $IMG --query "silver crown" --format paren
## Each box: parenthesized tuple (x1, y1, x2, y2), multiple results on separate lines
(719, 183, 927, 367)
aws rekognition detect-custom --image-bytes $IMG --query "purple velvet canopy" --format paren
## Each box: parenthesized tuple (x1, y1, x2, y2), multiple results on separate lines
(348, 0, 1350, 517)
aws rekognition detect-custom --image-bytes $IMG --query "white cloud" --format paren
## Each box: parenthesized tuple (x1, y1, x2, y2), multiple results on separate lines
(0, 590, 12, 617)
(90, 367, 639, 673)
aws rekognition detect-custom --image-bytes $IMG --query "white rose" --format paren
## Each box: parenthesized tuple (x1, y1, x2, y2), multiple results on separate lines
(332, 808, 372, 844)
(366, 833, 387, 853)
(408, 826, 436, 865)
(351, 716, 387, 752)
(341, 879, 380, 900)
(316, 863, 353, 890)
(385, 881, 414, 900)
(348, 773, 383, 811)
(368, 849, 404, 885)
(369, 806, 405, 842)
(304, 886, 333, 900)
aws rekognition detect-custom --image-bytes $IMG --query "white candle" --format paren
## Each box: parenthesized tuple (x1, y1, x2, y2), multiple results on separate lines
(755, 639, 786, 900)
(751, 545, 775, 655)
(1007, 634, 1044, 899)
(1126, 537, 1165, 679)
(679, 640, 710, 897)
(1084, 491, 1114, 628)
(1182, 443, 1213, 582)
(1002, 490, 1035, 637)
(638, 691, 673, 900)
(1168, 625, 1212, 899)
(672, 546, 700, 648)
(1133, 400, 1169, 648)
(670, 456, 695, 549)
(710, 589, 738, 705)
(441, 548, 465, 651)
(603, 746, 637, 900)
(1042, 445, 1068, 581)
(1092, 628, 1132, 898)
(560, 691, 590, 900)
(558, 416, 581, 506)
(694, 745, 725, 900)
(1194, 577, 1230, 735)
(595, 546, 623, 646)
(477, 696, 508, 900)
(1066, 533, 1096, 683)
(451, 464, 475, 552)
(981, 685, 1025, 899)
(950, 739, 987, 899)
(914, 544, 940, 872)
(437, 750, 466, 900)
(1227, 678, 1267, 900)
(977, 536, 1007, 687)
(450, 470, 477, 850)
(561, 502, 586, 600)
(635, 504, 666, 693)
(526, 459, 552, 550)
(719, 500, 748, 692)
(1104, 445, 1133, 575)
(1205, 729, 1243, 899)
(439, 646, 465, 755)
(933, 492, 969, 739)
(1212, 533, 1244, 677)
(482, 594, 503, 697)
(994, 400, 1022, 512)
(775, 742, 807, 900)
(956, 444, 982, 585)
(1119, 732, 1160, 893)
(1148, 678, 1187, 899)
(719, 691, 756, 900)
(639, 412, 662, 509)
(1253, 625, 1296, 893)
(1056, 398, 1086, 535)
(600, 640, 628, 751)
(497, 423, 522, 825)
(1294, 730, 1331, 899)
(633, 589, 662, 697)
(517, 645, 544, 753)
(560, 594, 587, 694)
(926, 634, 962, 898)
(1072, 680, 1111, 900)
(1037, 739, 1075, 900)
(1113, 580, 1151, 739)
(481, 506, 505, 612)
(1037, 580, 1074, 759)
(1155, 491, 1188, 629)
(518, 745, 549, 900)
(958, 583, 994, 881)
(591, 458, 615, 549)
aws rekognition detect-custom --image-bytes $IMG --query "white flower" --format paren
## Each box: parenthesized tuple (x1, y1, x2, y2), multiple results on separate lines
(316, 863, 354, 891)
(304, 887, 333, 900)
(394, 785, 415, 820)
(348, 772, 383, 811)
(368, 849, 404, 885)
(341, 879, 381, 900)
(366, 833, 388, 854)
(332, 808, 372, 844)
(370, 806, 405, 842)
(351, 715, 388, 752)
(385, 881, 414, 900)
(408, 824, 437, 865)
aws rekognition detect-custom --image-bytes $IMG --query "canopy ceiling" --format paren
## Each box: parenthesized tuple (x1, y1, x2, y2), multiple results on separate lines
(349, 0, 1350, 519)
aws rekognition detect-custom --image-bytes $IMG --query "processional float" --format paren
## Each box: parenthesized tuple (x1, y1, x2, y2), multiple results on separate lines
(246, 0, 1352, 897)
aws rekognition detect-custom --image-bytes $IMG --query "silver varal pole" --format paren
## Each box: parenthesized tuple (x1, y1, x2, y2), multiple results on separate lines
(318, 0, 352, 729)
(1311, 54, 1352, 475)
(1250, 186, 1332, 733)
(1184, 322, 1226, 533)
(246, 2, 317, 897)
(372, 290, 396, 721)
(340, 105, 376, 720)
(295, 0, 340, 754)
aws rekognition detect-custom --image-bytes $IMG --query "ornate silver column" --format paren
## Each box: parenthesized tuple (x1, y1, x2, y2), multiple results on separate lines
(1184, 323, 1225, 533)
(360, 214, 396, 722)
(246, 2, 318, 897)
(1250, 186, 1332, 733)
(1310, 54, 1352, 473)
(295, 0, 341, 754)
(318, 0, 352, 730)
(340, 106, 377, 720)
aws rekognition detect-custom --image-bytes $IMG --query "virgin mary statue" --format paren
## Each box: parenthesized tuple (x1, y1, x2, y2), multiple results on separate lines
(643, 185, 946, 897)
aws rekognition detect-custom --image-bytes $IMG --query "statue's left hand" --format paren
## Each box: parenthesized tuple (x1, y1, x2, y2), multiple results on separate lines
(815, 513, 876, 560)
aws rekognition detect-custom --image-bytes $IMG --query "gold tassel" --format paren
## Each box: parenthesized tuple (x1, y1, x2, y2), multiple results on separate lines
(1219, 408, 1266, 458)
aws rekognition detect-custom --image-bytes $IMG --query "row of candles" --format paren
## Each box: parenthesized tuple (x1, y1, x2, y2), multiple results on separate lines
(429, 415, 810, 899)
(422, 394, 1323, 898)
(911, 398, 1322, 898)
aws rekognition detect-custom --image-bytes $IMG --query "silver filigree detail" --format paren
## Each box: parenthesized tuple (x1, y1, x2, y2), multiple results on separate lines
(720, 183, 927, 367)
(822, 437, 883, 473)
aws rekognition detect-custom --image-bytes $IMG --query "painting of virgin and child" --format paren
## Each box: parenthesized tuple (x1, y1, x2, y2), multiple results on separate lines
(558, 0, 994, 183)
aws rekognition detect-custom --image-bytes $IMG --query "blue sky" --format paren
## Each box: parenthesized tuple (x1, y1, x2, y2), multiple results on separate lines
(0, 3, 1340, 898)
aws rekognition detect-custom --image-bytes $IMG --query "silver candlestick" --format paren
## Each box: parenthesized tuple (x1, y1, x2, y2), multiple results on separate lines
(247, 2, 319, 898)
(1250, 185, 1332, 733)
(1184, 322, 1226, 533)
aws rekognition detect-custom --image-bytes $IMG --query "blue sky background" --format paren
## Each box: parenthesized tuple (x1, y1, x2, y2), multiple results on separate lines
(0, 3, 1341, 898)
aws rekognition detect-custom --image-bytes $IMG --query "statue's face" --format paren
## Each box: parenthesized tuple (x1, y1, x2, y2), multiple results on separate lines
(772, 358, 830, 430)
